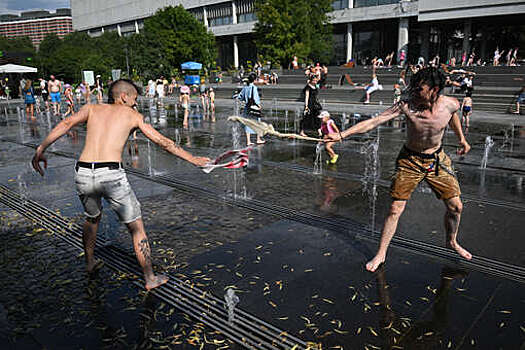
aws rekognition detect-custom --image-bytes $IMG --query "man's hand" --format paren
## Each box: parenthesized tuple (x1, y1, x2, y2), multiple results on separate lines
(192, 156, 211, 167)
(457, 139, 471, 155)
(31, 149, 47, 176)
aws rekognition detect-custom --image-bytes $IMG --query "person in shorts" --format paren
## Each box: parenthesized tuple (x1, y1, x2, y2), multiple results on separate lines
(32, 79, 210, 290)
(330, 67, 472, 272)
(48, 75, 62, 115)
(22, 79, 36, 120)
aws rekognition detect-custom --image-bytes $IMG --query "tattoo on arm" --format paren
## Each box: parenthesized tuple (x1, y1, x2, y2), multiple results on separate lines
(139, 238, 152, 265)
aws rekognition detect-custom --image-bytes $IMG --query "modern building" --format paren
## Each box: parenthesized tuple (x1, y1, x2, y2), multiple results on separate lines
(71, 0, 525, 68)
(0, 9, 73, 48)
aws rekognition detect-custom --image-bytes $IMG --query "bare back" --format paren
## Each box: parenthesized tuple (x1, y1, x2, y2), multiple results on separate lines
(405, 95, 459, 154)
(79, 104, 139, 162)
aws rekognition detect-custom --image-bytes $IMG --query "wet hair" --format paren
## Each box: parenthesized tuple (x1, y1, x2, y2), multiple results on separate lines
(107, 79, 141, 104)
(24, 79, 32, 90)
(408, 67, 446, 95)
(248, 72, 257, 83)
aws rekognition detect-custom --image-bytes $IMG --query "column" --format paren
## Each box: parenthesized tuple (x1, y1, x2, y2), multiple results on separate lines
(420, 23, 430, 61)
(233, 35, 239, 68)
(348, 0, 354, 8)
(134, 20, 139, 34)
(462, 19, 472, 54)
(346, 23, 353, 62)
(232, 1, 237, 24)
(117, 24, 122, 37)
(397, 17, 409, 61)
(203, 7, 208, 28)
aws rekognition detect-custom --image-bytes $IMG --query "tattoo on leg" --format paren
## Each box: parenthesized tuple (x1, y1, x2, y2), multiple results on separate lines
(139, 238, 152, 265)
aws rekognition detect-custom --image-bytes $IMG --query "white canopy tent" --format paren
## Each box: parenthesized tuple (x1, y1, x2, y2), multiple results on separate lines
(0, 64, 37, 73)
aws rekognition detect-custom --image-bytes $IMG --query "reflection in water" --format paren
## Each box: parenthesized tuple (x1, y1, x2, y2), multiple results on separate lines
(375, 265, 468, 349)
(316, 176, 342, 213)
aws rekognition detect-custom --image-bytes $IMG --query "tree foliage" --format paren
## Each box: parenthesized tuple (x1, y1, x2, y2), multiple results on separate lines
(129, 5, 217, 79)
(37, 32, 126, 82)
(254, 0, 333, 68)
(33, 5, 216, 83)
(0, 36, 36, 64)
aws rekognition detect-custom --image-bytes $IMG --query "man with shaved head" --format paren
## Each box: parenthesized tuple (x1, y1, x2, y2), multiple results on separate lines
(32, 79, 209, 290)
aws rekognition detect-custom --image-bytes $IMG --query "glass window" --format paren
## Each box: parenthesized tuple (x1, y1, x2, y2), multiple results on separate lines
(332, 0, 349, 10)
(355, 0, 400, 8)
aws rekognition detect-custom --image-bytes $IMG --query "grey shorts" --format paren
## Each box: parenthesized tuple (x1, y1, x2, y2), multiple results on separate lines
(75, 166, 141, 223)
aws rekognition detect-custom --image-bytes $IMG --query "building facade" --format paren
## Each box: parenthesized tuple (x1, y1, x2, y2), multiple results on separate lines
(0, 9, 73, 48)
(71, 0, 525, 68)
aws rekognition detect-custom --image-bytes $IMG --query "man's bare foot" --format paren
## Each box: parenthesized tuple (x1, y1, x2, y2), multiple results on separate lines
(299, 131, 307, 137)
(365, 255, 385, 272)
(87, 259, 104, 274)
(447, 241, 472, 260)
(247, 142, 254, 146)
(256, 140, 266, 145)
(145, 274, 169, 291)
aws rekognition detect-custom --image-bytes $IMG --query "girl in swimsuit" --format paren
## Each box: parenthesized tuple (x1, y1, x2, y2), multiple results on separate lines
(318, 111, 340, 164)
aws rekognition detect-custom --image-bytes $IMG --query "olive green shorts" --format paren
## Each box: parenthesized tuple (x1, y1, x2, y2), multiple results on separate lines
(390, 146, 460, 201)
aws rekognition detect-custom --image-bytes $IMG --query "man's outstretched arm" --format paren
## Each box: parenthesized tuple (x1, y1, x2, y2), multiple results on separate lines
(331, 103, 402, 141)
(32, 105, 90, 176)
(135, 112, 209, 166)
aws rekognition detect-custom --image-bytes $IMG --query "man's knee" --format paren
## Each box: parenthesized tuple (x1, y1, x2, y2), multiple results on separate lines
(445, 197, 463, 214)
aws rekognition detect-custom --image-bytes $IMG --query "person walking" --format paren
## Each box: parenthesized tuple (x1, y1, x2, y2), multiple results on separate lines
(48, 75, 62, 115)
(238, 73, 265, 145)
(330, 67, 472, 272)
(31, 79, 209, 290)
(22, 79, 36, 120)
(300, 74, 322, 136)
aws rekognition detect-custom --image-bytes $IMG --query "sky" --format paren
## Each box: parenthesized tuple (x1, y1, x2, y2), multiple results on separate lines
(0, 0, 70, 14)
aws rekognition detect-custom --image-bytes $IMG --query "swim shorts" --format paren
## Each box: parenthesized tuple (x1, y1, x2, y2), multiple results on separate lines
(390, 146, 460, 201)
(462, 106, 472, 113)
(75, 163, 141, 223)
(518, 94, 525, 104)
(50, 92, 61, 103)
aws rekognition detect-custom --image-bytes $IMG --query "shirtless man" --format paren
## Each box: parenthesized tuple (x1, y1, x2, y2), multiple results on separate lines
(48, 75, 62, 116)
(31, 79, 210, 290)
(330, 67, 472, 272)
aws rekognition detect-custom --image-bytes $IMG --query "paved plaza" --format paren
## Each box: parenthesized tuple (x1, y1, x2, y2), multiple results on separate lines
(1, 98, 524, 349)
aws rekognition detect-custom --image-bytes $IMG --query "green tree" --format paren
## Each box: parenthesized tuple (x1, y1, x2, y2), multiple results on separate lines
(37, 32, 127, 82)
(0, 36, 36, 65)
(254, 0, 333, 68)
(130, 5, 217, 79)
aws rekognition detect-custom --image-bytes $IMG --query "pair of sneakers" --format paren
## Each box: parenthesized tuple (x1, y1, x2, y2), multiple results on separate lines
(326, 154, 339, 164)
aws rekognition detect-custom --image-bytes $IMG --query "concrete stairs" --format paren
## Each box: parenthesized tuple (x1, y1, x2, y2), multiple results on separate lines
(215, 65, 525, 113)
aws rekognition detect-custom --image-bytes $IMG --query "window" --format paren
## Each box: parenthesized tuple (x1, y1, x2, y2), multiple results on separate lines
(354, 0, 400, 7)
(332, 0, 349, 10)
(207, 3, 233, 27)
(236, 0, 257, 23)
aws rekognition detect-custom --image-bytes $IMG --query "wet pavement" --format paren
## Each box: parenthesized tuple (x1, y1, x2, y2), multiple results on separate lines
(0, 99, 524, 349)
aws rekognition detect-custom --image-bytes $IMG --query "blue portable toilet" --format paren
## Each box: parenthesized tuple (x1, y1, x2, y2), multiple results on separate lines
(181, 61, 202, 86)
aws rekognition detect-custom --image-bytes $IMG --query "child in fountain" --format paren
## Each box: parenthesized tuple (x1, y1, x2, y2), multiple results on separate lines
(318, 111, 340, 164)
(461, 89, 473, 129)
(179, 85, 190, 128)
